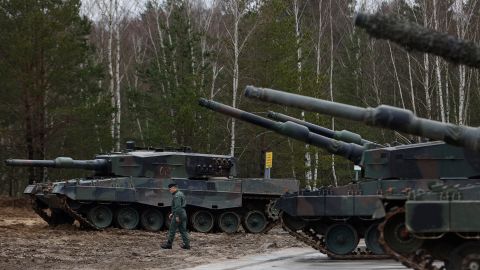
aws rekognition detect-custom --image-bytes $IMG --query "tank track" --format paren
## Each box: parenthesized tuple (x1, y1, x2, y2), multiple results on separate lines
(31, 199, 54, 226)
(60, 197, 100, 230)
(32, 195, 278, 233)
(378, 207, 441, 270)
(280, 215, 390, 259)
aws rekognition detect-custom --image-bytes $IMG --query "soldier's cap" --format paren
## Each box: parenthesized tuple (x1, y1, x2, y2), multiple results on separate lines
(168, 183, 177, 189)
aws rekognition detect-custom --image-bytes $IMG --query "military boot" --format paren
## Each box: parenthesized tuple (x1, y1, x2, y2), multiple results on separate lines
(161, 242, 172, 249)
(180, 243, 190, 250)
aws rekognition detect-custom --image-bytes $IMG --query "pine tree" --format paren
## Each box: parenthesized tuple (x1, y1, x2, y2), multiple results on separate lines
(0, 0, 107, 185)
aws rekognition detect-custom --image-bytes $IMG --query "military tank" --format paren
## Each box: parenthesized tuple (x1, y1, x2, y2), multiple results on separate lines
(199, 98, 480, 260)
(6, 142, 298, 234)
(244, 86, 480, 269)
(355, 12, 480, 270)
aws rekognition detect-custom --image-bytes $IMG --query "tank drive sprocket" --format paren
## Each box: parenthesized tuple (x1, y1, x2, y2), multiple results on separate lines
(265, 199, 280, 221)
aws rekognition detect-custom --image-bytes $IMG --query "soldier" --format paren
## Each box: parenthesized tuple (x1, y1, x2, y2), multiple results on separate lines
(161, 183, 190, 249)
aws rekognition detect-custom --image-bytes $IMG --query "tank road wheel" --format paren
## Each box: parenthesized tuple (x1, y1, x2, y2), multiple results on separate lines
(191, 210, 214, 233)
(243, 210, 267, 233)
(383, 211, 423, 254)
(280, 212, 306, 231)
(218, 212, 240, 234)
(87, 205, 113, 229)
(325, 223, 359, 255)
(447, 242, 480, 270)
(141, 208, 164, 232)
(365, 223, 385, 255)
(116, 207, 140, 230)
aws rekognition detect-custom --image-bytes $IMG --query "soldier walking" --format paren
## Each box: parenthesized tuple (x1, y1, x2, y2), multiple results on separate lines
(161, 183, 190, 249)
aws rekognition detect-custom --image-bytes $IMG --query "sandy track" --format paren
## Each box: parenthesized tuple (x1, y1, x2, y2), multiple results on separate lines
(0, 204, 305, 270)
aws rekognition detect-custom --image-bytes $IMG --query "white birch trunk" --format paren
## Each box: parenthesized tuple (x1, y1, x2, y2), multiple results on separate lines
(445, 64, 450, 121)
(131, 36, 146, 144)
(185, 1, 197, 88)
(313, 0, 324, 187)
(423, 2, 432, 118)
(230, 6, 239, 157)
(407, 53, 417, 115)
(293, 0, 311, 186)
(433, 0, 446, 122)
(153, 2, 169, 93)
(108, 0, 116, 150)
(114, 0, 121, 151)
(329, 0, 337, 186)
(455, 0, 467, 125)
(388, 42, 405, 108)
(165, 4, 179, 88)
(225, 0, 256, 157)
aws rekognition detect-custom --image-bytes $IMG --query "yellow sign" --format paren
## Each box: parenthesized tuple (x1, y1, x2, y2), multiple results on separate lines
(265, 152, 273, 168)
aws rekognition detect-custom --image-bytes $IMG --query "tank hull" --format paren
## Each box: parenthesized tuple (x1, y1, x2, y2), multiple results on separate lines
(25, 177, 298, 233)
(276, 178, 480, 259)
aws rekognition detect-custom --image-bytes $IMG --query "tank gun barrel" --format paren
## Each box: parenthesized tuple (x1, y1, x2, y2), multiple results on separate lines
(199, 98, 364, 164)
(354, 12, 480, 69)
(245, 86, 480, 152)
(267, 111, 375, 146)
(5, 157, 108, 171)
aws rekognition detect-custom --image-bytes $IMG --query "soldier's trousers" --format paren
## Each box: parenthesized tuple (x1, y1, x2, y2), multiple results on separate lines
(167, 215, 189, 246)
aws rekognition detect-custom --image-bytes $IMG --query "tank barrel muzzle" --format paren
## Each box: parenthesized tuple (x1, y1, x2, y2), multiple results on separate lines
(354, 12, 480, 69)
(199, 98, 364, 164)
(245, 86, 480, 152)
(5, 157, 108, 171)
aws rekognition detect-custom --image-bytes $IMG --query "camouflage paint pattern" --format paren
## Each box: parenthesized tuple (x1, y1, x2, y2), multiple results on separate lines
(8, 145, 298, 233)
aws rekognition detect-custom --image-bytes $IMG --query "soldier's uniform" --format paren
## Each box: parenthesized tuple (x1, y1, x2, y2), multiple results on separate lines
(162, 184, 190, 249)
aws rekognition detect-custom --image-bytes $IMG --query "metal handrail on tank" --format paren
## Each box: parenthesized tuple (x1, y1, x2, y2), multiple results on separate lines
(267, 111, 377, 146)
(245, 86, 480, 152)
(354, 12, 480, 69)
(198, 98, 364, 164)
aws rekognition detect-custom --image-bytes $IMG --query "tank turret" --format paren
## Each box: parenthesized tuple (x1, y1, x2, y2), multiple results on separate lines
(245, 86, 480, 152)
(267, 111, 377, 146)
(199, 98, 364, 164)
(6, 149, 236, 179)
(354, 12, 480, 69)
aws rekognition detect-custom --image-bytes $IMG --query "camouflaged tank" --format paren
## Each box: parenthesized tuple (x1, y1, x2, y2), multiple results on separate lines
(354, 12, 480, 270)
(199, 98, 480, 260)
(244, 86, 480, 269)
(5, 143, 298, 234)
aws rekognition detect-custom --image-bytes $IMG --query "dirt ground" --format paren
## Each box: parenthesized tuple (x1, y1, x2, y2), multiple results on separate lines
(0, 197, 305, 270)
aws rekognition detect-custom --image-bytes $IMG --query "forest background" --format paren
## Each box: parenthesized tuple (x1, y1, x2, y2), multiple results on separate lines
(1, 0, 479, 196)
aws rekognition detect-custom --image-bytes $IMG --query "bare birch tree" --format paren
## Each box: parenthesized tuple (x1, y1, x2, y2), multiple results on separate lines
(329, 0, 337, 186)
(223, 0, 256, 157)
(452, 0, 478, 125)
(432, 0, 446, 122)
